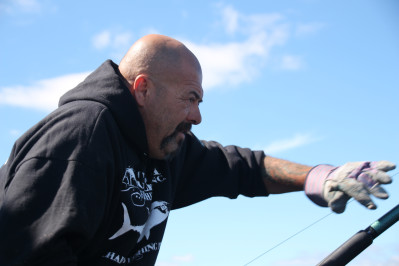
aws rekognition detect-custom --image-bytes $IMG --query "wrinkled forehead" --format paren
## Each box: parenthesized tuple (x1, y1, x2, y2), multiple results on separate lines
(161, 55, 202, 86)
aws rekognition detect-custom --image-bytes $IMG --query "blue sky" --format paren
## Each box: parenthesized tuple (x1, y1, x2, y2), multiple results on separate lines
(1, 0, 399, 265)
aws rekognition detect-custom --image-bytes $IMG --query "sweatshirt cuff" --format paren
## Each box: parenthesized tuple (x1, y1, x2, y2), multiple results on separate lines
(304, 164, 337, 207)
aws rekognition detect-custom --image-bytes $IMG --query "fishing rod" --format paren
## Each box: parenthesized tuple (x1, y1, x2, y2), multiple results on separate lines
(244, 172, 399, 265)
(317, 203, 399, 265)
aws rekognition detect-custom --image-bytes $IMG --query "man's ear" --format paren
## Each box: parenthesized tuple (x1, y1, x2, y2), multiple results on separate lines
(132, 74, 149, 107)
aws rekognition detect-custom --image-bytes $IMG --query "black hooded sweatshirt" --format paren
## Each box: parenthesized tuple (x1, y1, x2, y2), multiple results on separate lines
(0, 60, 268, 265)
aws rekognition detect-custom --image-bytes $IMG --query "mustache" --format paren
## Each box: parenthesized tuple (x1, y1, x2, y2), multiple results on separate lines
(175, 122, 192, 133)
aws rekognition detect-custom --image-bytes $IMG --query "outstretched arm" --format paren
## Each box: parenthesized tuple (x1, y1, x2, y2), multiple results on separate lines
(261, 156, 396, 213)
(261, 156, 311, 194)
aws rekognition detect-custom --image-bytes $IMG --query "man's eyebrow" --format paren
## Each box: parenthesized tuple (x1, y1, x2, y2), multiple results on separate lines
(190, 91, 203, 102)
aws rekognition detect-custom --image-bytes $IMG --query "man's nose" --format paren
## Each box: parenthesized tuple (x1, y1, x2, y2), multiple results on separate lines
(188, 105, 202, 125)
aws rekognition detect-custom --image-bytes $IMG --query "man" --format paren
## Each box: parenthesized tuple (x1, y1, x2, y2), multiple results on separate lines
(0, 34, 395, 265)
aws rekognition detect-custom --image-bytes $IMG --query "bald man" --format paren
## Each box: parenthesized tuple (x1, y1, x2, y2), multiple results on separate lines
(0, 34, 395, 265)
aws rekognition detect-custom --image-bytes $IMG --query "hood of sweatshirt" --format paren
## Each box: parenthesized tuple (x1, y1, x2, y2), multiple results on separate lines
(58, 60, 149, 155)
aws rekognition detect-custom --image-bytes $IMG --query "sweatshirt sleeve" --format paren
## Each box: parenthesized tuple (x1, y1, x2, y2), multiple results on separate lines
(171, 133, 268, 210)
(0, 105, 117, 265)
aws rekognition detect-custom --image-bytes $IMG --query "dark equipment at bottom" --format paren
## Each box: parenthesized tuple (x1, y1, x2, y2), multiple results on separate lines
(318, 203, 399, 265)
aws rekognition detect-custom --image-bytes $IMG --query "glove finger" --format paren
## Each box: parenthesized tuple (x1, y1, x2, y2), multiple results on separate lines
(357, 172, 379, 188)
(328, 191, 350, 213)
(324, 181, 350, 213)
(331, 162, 368, 181)
(336, 179, 376, 210)
(370, 161, 396, 172)
(369, 185, 389, 199)
(361, 170, 392, 184)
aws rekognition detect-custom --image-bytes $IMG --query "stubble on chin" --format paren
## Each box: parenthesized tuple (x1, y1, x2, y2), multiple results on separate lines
(160, 122, 192, 160)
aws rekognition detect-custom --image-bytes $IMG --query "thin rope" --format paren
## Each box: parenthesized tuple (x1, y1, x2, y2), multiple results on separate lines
(242, 171, 399, 266)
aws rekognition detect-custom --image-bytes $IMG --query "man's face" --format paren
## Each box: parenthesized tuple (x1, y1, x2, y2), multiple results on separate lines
(143, 66, 203, 160)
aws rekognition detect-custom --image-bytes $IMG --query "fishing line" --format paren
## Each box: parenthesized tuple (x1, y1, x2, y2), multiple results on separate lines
(242, 210, 334, 266)
(242, 171, 399, 266)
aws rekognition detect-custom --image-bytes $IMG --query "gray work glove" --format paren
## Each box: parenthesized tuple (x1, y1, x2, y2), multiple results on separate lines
(305, 161, 396, 213)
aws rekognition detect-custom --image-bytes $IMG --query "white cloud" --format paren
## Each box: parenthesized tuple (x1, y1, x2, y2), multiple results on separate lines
(9, 129, 22, 138)
(244, 13, 286, 36)
(221, 5, 239, 34)
(0, 0, 41, 14)
(276, 257, 320, 266)
(219, 4, 285, 35)
(156, 254, 194, 266)
(155, 262, 177, 266)
(280, 55, 303, 70)
(296, 22, 325, 36)
(1, 5, 320, 111)
(172, 254, 194, 262)
(141, 27, 161, 36)
(113, 32, 133, 48)
(0, 72, 90, 112)
(262, 133, 321, 154)
(347, 244, 399, 266)
(92, 30, 133, 51)
(15, 0, 40, 11)
(275, 244, 399, 266)
(93, 31, 111, 50)
(185, 34, 268, 89)
(183, 6, 290, 90)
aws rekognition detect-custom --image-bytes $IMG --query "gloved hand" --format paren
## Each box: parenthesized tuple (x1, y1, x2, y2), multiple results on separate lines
(305, 161, 396, 213)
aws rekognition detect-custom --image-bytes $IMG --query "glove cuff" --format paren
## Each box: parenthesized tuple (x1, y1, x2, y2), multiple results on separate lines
(305, 164, 337, 207)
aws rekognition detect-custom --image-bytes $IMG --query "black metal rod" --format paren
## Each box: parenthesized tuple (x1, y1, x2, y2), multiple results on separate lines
(317, 204, 399, 266)
(369, 203, 399, 237)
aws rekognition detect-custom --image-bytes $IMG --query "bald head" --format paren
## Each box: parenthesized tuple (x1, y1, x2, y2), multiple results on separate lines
(119, 34, 202, 86)
(118, 34, 204, 160)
